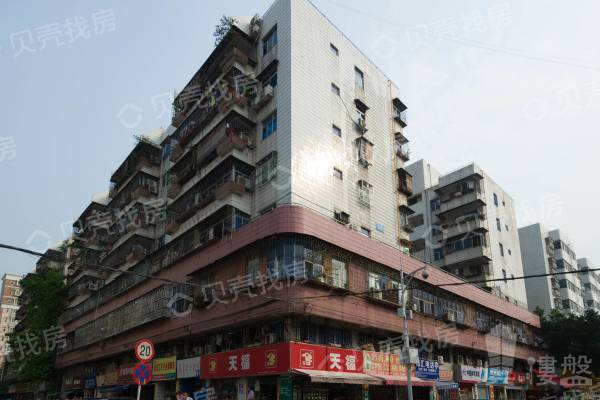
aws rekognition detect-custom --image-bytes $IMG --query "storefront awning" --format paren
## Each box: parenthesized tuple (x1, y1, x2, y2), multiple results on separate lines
(97, 385, 130, 393)
(292, 369, 383, 385)
(435, 382, 459, 390)
(365, 373, 434, 387)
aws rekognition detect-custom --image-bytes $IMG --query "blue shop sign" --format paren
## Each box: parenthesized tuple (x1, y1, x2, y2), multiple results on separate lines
(84, 376, 96, 389)
(416, 359, 439, 380)
(487, 368, 509, 385)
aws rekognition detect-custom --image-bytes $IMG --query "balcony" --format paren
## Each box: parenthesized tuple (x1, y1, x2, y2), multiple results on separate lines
(437, 190, 486, 217)
(251, 85, 274, 111)
(165, 219, 180, 235)
(397, 168, 413, 196)
(168, 182, 182, 199)
(442, 214, 488, 241)
(170, 142, 183, 163)
(392, 97, 408, 128)
(110, 142, 161, 191)
(216, 129, 253, 156)
(444, 244, 491, 268)
(220, 47, 254, 75)
(396, 143, 410, 161)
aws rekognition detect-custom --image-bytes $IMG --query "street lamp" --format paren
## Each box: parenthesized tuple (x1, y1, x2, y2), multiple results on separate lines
(398, 266, 428, 400)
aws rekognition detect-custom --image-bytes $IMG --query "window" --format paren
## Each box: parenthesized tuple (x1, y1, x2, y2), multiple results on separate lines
(408, 194, 422, 206)
(505, 224, 509, 231)
(262, 71, 277, 88)
(331, 258, 348, 288)
(256, 152, 277, 186)
(356, 137, 373, 166)
(262, 26, 277, 55)
(333, 167, 343, 180)
(331, 83, 340, 96)
(246, 258, 259, 285)
(434, 248, 444, 261)
(496, 218, 501, 231)
(409, 213, 424, 227)
(430, 198, 441, 212)
(499, 243, 504, 256)
(508, 249, 512, 256)
(493, 193, 499, 206)
(332, 124, 341, 137)
(354, 67, 364, 90)
(357, 180, 371, 207)
(262, 112, 277, 140)
(330, 43, 339, 56)
(360, 227, 371, 237)
(412, 288, 435, 315)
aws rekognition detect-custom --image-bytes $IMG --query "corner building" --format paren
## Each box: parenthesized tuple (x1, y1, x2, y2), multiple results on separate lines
(57, 1, 542, 400)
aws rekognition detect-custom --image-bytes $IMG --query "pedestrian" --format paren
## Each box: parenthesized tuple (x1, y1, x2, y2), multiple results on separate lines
(183, 392, 194, 400)
(246, 388, 254, 400)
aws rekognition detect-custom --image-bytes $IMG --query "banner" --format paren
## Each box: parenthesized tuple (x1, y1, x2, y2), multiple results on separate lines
(508, 371, 527, 385)
(455, 365, 487, 383)
(153, 356, 177, 381)
(416, 359, 439, 380)
(201, 343, 289, 379)
(178, 357, 201, 379)
(487, 368, 509, 385)
(290, 343, 363, 373)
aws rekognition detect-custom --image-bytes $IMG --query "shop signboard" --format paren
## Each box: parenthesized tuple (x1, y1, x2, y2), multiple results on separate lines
(487, 368, 509, 385)
(118, 365, 135, 384)
(508, 371, 527, 385)
(389, 353, 416, 377)
(363, 351, 390, 375)
(177, 357, 201, 379)
(63, 376, 84, 390)
(290, 343, 363, 373)
(200, 343, 289, 379)
(439, 363, 454, 382)
(416, 359, 439, 380)
(455, 365, 487, 383)
(279, 376, 292, 400)
(84, 375, 96, 389)
(153, 356, 177, 381)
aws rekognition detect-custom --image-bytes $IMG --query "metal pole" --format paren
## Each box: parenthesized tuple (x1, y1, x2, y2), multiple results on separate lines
(136, 385, 141, 400)
(400, 271, 413, 400)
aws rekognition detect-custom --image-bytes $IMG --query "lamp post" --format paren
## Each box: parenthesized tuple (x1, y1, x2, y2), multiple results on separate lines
(399, 266, 429, 400)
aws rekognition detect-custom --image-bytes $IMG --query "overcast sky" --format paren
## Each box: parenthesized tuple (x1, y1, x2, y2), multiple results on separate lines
(1, 0, 598, 277)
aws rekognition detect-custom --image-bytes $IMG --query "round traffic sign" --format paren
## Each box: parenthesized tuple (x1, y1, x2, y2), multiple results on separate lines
(133, 362, 152, 385)
(135, 339, 155, 362)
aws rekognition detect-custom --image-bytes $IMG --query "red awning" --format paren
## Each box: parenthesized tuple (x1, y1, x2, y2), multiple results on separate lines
(367, 373, 435, 387)
(292, 369, 383, 385)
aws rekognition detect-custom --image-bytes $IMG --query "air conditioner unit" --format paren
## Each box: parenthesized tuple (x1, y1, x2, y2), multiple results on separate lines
(371, 289, 383, 299)
(265, 333, 277, 344)
(437, 356, 445, 364)
(307, 262, 324, 279)
(446, 311, 456, 322)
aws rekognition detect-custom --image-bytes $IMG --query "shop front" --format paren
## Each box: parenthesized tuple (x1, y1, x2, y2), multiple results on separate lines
(176, 357, 201, 395)
(201, 342, 290, 399)
(152, 356, 177, 400)
(454, 365, 488, 400)
(487, 368, 509, 400)
(62, 376, 84, 399)
(436, 363, 459, 400)
(505, 372, 527, 400)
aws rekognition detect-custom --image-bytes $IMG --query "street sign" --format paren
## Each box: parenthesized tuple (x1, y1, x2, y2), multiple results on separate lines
(132, 362, 152, 385)
(135, 339, 155, 362)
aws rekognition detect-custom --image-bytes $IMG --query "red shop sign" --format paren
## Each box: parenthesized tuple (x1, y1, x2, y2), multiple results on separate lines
(290, 343, 363, 373)
(508, 371, 527, 385)
(118, 365, 135, 384)
(200, 343, 289, 379)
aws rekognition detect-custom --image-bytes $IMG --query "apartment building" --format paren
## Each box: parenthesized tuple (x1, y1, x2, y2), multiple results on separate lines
(518, 224, 585, 316)
(0, 274, 21, 376)
(578, 258, 600, 313)
(406, 160, 528, 307)
(54, 2, 541, 400)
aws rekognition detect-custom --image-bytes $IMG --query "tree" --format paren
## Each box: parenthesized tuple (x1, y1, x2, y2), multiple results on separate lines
(538, 308, 600, 376)
(8, 269, 67, 386)
(213, 15, 237, 47)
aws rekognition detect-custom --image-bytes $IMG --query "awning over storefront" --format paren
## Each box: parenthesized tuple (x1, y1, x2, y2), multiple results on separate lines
(97, 385, 131, 393)
(436, 381, 460, 390)
(366, 373, 434, 387)
(292, 369, 383, 385)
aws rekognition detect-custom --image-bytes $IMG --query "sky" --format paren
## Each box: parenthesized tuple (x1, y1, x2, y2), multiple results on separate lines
(1, 0, 599, 277)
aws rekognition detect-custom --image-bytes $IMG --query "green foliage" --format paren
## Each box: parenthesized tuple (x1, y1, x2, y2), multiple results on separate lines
(7, 269, 67, 386)
(213, 15, 236, 47)
(538, 308, 600, 375)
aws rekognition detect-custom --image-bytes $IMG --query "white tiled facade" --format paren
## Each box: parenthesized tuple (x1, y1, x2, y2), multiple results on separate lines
(578, 258, 600, 312)
(406, 160, 528, 307)
(519, 225, 587, 316)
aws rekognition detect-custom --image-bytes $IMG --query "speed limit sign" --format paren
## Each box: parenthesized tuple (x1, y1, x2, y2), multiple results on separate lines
(135, 339, 155, 362)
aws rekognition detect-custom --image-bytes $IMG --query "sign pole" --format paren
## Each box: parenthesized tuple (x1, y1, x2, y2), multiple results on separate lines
(137, 384, 141, 400)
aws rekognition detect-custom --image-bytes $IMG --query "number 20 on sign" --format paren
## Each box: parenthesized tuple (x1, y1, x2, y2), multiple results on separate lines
(135, 339, 155, 362)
